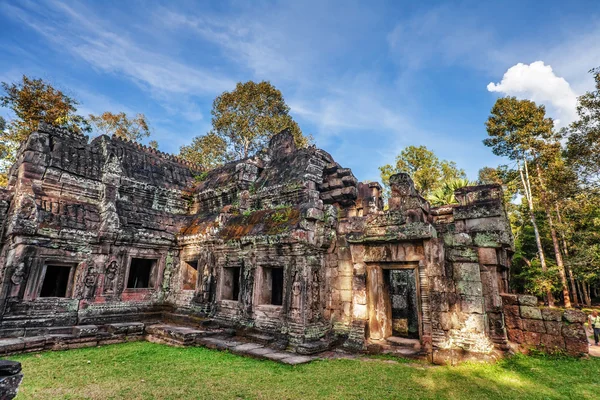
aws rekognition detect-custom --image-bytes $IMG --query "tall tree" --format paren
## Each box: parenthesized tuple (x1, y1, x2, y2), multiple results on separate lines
(180, 81, 312, 168)
(484, 96, 558, 306)
(88, 112, 152, 143)
(566, 67, 600, 188)
(0, 75, 90, 164)
(379, 145, 466, 197)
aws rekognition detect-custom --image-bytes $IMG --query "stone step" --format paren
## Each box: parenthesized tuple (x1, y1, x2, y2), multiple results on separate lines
(146, 324, 208, 345)
(245, 332, 275, 344)
(195, 335, 317, 365)
(386, 336, 421, 350)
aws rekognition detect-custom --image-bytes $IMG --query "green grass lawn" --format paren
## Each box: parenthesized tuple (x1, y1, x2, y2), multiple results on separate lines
(7, 341, 599, 400)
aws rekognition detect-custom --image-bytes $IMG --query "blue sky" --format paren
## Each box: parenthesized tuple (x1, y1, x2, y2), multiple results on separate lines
(1, 0, 599, 182)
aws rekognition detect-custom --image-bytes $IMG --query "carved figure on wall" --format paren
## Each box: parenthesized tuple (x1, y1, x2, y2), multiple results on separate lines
(311, 269, 321, 321)
(103, 260, 118, 295)
(9, 262, 27, 298)
(10, 263, 26, 286)
(83, 265, 97, 299)
(291, 271, 302, 320)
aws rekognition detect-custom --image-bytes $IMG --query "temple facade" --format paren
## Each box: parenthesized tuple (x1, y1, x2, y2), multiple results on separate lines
(0, 124, 588, 363)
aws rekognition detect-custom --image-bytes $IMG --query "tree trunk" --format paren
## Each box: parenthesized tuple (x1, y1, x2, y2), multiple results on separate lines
(534, 163, 571, 307)
(555, 204, 579, 305)
(581, 281, 591, 306)
(519, 160, 554, 306)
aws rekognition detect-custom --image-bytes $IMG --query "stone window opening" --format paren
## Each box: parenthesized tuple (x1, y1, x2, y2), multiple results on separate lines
(126, 258, 157, 289)
(221, 267, 241, 301)
(182, 260, 199, 291)
(257, 266, 284, 306)
(39, 264, 75, 298)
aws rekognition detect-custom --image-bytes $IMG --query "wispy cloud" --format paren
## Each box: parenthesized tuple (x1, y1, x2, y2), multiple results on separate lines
(0, 0, 235, 121)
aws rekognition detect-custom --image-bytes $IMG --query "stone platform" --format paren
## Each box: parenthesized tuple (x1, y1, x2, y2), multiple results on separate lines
(0, 322, 317, 366)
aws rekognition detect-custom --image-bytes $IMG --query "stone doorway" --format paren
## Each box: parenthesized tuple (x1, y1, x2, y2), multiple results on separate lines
(367, 264, 421, 342)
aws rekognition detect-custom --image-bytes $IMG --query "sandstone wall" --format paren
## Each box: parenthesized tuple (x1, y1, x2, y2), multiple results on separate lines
(502, 294, 589, 356)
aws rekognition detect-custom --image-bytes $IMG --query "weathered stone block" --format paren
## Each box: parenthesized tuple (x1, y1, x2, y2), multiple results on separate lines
(503, 305, 523, 330)
(565, 337, 588, 356)
(501, 294, 518, 306)
(522, 319, 546, 333)
(562, 323, 586, 340)
(443, 233, 472, 247)
(520, 306, 542, 320)
(72, 325, 98, 338)
(523, 331, 542, 346)
(453, 263, 480, 282)
(541, 308, 562, 322)
(460, 295, 484, 314)
(478, 248, 497, 265)
(456, 280, 482, 296)
(540, 334, 565, 351)
(507, 328, 523, 343)
(517, 295, 538, 307)
(544, 321, 562, 336)
(563, 309, 586, 324)
(447, 247, 479, 263)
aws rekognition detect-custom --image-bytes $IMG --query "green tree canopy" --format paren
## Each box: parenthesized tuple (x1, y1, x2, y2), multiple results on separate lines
(379, 145, 466, 197)
(181, 81, 312, 168)
(566, 67, 600, 188)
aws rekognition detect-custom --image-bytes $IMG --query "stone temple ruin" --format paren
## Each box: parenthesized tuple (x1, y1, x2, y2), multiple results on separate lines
(0, 123, 589, 367)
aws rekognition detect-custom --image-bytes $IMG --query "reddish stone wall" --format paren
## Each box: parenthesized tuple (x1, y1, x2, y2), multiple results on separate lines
(502, 294, 589, 356)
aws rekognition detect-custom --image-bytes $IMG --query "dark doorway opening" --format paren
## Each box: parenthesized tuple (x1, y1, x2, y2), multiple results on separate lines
(222, 267, 241, 301)
(271, 268, 283, 306)
(384, 269, 419, 339)
(40, 265, 72, 297)
(367, 265, 420, 341)
(127, 258, 155, 289)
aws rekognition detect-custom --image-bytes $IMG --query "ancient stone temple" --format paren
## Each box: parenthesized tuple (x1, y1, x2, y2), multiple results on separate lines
(0, 123, 589, 365)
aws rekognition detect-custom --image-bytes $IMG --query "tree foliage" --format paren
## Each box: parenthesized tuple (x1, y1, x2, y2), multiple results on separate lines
(88, 111, 152, 143)
(0, 75, 90, 164)
(426, 178, 473, 206)
(179, 132, 228, 169)
(566, 67, 600, 188)
(379, 145, 466, 197)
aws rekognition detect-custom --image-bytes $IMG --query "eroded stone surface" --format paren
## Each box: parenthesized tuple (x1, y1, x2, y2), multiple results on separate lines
(0, 124, 580, 367)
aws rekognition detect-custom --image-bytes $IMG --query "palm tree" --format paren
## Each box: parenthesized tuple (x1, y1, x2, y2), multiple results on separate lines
(427, 178, 473, 206)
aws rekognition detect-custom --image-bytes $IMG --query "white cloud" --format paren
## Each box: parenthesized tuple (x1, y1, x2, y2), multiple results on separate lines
(487, 61, 578, 126)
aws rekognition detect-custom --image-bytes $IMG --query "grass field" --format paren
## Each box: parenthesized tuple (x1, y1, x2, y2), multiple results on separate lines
(7, 341, 599, 399)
